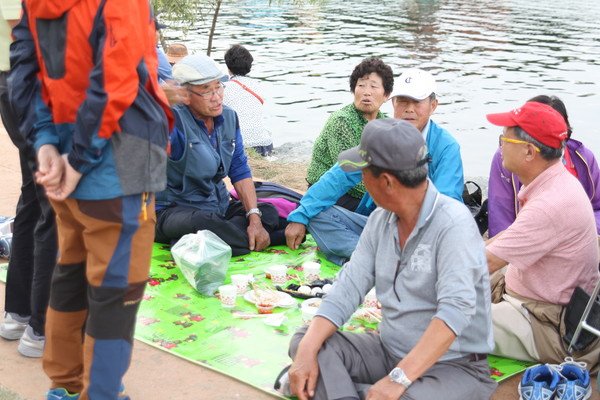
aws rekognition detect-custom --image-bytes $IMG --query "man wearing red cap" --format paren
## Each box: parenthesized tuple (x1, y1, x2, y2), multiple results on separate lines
(485, 102, 600, 370)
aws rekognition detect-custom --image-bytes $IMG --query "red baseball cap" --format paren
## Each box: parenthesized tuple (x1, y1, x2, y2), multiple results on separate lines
(486, 102, 568, 149)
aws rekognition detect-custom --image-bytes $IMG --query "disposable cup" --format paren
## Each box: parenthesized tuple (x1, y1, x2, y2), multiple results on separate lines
(301, 307, 317, 325)
(218, 285, 237, 308)
(362, 288, 378, 308)
(230, 274, 249, 296)
(270, 265, 288, 285)
(303, 261, 321, 283)
(301, 298, 321, 325)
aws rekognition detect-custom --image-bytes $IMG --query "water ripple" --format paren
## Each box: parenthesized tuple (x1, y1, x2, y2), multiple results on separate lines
(171, 0, 600, 175)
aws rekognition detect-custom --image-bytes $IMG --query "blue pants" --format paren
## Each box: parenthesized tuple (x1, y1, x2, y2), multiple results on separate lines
(308, 205, 368, 266)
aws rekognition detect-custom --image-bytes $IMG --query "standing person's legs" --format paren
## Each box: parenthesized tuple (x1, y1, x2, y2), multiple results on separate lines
(43, 199, 90, 394)
(307, 206, 367, 265)
(0, 70, 41, 340)
(28, 167, 57, 337)
(0, 69, 57, 347)
(3, 147, 39, 318)
(44, 194, 155, 399)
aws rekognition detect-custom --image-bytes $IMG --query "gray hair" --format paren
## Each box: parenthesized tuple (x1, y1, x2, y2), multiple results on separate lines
(514, 126, 563, 161)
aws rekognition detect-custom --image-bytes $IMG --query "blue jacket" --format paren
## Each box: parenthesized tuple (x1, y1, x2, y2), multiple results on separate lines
(288, 119, 464, 225)
(156, 105, 251, 215)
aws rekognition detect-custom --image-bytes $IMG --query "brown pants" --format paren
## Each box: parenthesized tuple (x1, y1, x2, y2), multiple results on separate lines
(43, 195, 155, 399)
(491, 271, 600, 373)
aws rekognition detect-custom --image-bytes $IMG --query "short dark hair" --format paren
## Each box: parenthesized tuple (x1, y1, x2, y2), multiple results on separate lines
(349, 57, 394, 95)
(514, 126, 563, 161)
(368, 164, 428, 188)
(224, 44, 253, 76)
(527, 94, 573, 138)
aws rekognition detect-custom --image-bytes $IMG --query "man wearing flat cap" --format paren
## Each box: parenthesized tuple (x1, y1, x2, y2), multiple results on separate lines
(154, 54, 286, 256)
(275, 119, 495, 400)
(485, 102, 600, 369)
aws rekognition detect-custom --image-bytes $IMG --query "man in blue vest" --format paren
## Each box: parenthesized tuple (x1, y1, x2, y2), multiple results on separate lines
(155, 54, 285, 256)
(286, 68, 464, 265)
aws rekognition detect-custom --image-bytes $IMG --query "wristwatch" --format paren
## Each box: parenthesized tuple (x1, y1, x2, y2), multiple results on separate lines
(245, 208, 262, 218)
(389, 367, 412, 389)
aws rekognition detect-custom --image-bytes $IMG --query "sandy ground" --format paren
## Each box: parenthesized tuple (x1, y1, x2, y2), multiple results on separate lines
(0, 129, 597, 399)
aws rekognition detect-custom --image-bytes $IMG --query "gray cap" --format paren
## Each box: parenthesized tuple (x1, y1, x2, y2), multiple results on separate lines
(172, 54, 227, 86)
(338, 119, 429, 172)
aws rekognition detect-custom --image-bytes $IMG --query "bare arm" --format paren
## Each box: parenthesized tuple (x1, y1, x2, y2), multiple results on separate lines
(232, 177, 270, 252)
(289, 316, 339, 400)
(366, 318, 457, 400)
(486, 248, 508, 274)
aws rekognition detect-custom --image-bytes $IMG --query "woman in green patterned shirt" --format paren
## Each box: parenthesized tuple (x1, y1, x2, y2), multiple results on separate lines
(306, 57, 394, 211)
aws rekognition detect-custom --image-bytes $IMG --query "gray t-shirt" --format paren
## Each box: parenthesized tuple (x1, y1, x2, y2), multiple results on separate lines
(317, 181, 494, 361)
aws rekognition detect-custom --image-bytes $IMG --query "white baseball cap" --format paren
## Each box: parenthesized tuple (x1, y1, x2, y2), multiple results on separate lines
(390, 68, 437, 101)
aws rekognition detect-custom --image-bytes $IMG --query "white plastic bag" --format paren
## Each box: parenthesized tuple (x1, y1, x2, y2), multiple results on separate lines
(171, 230, 232, 296)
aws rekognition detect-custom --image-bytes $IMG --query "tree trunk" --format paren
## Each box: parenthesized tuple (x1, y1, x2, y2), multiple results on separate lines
(206, 0, 222, 56)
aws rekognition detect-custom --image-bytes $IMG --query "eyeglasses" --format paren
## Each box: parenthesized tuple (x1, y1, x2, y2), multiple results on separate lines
(498, 134, 541, 152)
(188, 83, 225, 99)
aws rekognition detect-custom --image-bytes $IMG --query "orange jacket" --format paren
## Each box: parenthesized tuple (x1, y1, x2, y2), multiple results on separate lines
(11, 0, 174, 198)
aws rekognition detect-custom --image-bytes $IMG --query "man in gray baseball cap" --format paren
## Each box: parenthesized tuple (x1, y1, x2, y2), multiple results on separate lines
(154, 54, 287, 256)
(338, 119, 429, 173)
(276, 118, 495, 400)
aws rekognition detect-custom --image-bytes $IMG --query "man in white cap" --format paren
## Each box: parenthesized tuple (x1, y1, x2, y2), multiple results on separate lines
(285, 68, 464, 265)
(154, 54, 286, 256)
(389, 68, 463, 199)
(276, 118, 495, 400)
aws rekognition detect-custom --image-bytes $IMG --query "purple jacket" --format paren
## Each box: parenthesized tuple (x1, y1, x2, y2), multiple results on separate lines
(488, 139, 600, 237)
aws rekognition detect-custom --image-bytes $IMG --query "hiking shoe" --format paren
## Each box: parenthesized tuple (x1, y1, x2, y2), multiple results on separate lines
(0, 312, 30, 340)
(46, 388, 79, 400)
(46, 383, 127, 400)
(18, 325, 45, 358)
(118, 382, 130, 400)
(555, 358, 591, 400)
(274, 365, 292, 396)
(519, 364, 560, 400)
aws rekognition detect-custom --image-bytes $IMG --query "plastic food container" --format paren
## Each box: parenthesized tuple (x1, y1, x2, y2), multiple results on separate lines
(256, 303, 275, 314)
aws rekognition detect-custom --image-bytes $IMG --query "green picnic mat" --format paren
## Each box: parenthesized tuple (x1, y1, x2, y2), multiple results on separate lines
(0, 237, 533, 396)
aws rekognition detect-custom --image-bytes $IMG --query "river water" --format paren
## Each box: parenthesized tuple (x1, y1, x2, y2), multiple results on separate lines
(166, 0, 600, 176)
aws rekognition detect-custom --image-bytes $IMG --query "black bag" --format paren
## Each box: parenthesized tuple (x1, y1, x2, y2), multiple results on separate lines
(462, 181, 488, 235)
(253, 181, 303, 204)
(562, 286, 600, 352)
(462, 181, 482, 215)
(474, 199, 488, 236)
